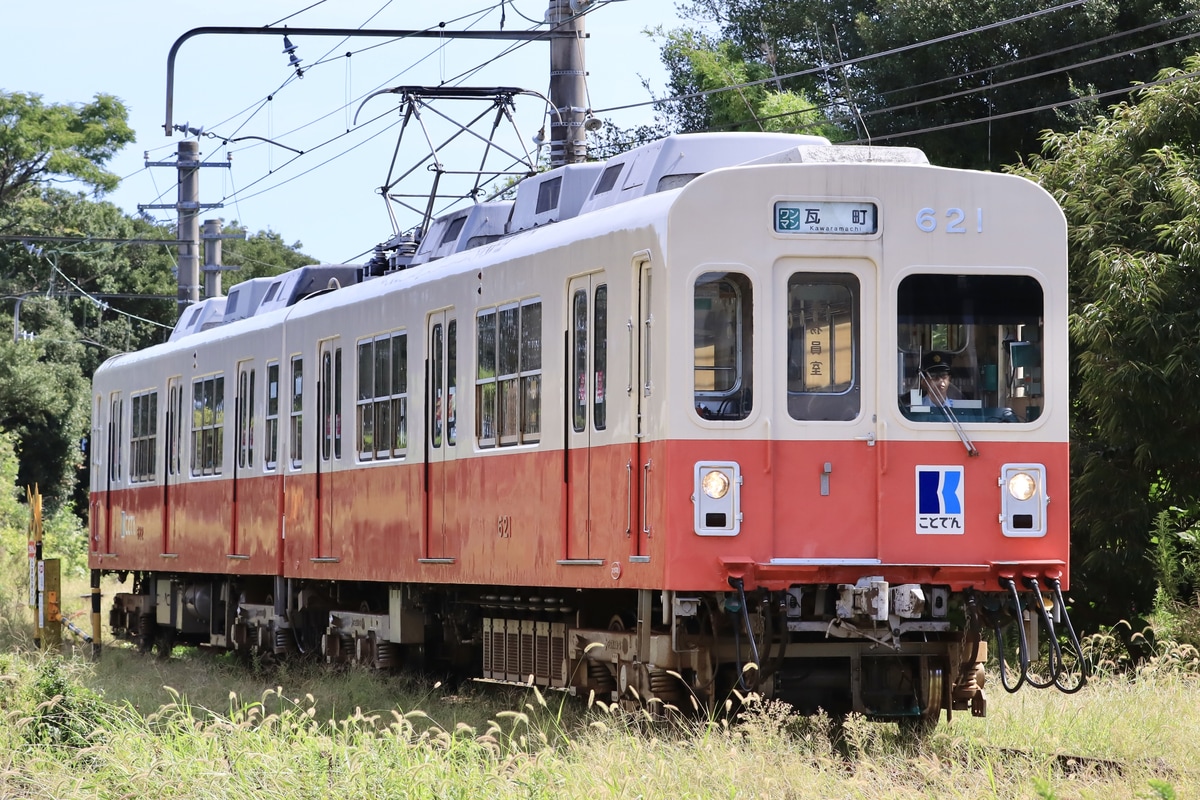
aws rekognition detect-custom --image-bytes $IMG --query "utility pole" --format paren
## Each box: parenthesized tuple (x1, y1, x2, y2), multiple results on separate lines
(178, 141, 201, 310)
(201, 219, 244, 299)
(547, 0, 589, 166)
(139, 140, 228, 318)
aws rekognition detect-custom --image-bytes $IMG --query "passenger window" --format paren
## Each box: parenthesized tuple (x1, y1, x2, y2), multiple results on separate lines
(571, 290, 587, 433)
(476, 299, 541, 446)
(897, 274, 1044, 423)
(264, 362, 279, 470)
(130, 390, 158, 482)
(237, 367, 255, 470)
(693, 272, 753, 421)
(357, 332, 408, 461)
(290, 357, 303, 468)
(109, 394, 123, 482)
(190, 375, 224, 476)
(593, 285, 607, 431)
(786, 275, 860, 421)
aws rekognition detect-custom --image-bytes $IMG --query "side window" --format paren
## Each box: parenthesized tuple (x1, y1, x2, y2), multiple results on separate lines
(693, 272, 753, 421)
(572, 290, 587, 432)
(373, 335, 392, 458)
(109, 394, 123, 482)
(130, 390, 158, 482)
(290, 356, 303, 469)
(448, 319, 458, 447)
(321, 350, 333, 462)
(476, 310, 497, 447)
(190, 375, 224, 476)
(317, 346, 342, 463)
(786, 274, 860, 421)
(237, 366, 256, 469)
(432, 324, 444, 449)
(477, 299, 541, 447)
(265, 362, 279, 471)
(358, 333, 408, 460)
(167, 382, 183, 477)
(594, 284, 607, 431)
(391, 333, 408, 456)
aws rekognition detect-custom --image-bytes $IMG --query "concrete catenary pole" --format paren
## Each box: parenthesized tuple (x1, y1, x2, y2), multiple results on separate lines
(177, 140, 201, 314)
(202, 218, 223, 299)
(546, 0, 588, 166)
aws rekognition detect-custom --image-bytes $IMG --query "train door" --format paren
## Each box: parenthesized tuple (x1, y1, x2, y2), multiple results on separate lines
(316, 339, 342, 560)
(231, 363, 255, 556)
(566, 274, 613, 559)
(634, 254, 653, 557)
(425, 311, 457, 560)
(103, 392, 122, 555)
(90, 395, 102, 554)
(163, 377, 183, 554)
(775, 263, 879, 560)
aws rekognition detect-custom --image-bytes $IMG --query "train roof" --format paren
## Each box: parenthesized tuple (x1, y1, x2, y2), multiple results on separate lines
(147, 132, 936, 352)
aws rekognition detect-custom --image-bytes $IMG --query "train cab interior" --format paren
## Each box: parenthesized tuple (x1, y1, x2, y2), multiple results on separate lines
(897, 274, 1045, 423)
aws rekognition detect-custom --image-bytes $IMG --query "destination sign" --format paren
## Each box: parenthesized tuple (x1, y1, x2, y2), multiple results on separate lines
(775, 201, 878, 235)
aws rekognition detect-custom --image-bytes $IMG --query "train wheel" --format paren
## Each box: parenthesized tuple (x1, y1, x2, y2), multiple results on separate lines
(136, 613, 155, 655)
(898, 661, 944, 738)
(154, 627, 176, 660)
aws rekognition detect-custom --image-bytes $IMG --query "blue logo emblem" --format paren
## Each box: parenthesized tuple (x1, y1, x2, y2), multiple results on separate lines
(916, 466, 965, 534)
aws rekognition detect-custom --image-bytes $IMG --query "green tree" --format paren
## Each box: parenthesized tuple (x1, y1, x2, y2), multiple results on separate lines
(1010, 56, 1200, 624)
(674, 0, 1200, 169)
(0, 303, 89, 512)
(0, 93, 315, 521)
(0, 92, 135, 205)
(0, 429, 24, 537)
(218, 222, 318, 281)
(653, 26, 843, 139)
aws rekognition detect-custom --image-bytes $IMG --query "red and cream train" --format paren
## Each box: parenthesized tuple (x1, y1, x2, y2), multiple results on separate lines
(90, 131, 1080, 726)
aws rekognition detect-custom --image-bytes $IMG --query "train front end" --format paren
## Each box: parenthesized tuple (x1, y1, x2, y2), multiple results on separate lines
(651, 145, 1076, 724)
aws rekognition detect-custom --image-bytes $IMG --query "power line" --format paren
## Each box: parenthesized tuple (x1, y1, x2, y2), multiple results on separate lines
(877, 10, 1200, 100)
(848, 67, 1200, 145)
(593, 0, 1089, 115)
(623, 11, 1200, 150)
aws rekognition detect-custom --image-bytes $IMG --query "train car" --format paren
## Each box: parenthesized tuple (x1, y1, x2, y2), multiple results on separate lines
(89, 131, 1082, 728)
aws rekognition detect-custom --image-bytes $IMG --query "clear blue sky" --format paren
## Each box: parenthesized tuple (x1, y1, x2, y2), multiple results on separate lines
(1, 0, 688, 264)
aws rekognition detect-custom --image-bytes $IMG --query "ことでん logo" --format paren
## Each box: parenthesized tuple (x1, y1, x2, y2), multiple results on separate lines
(915, 466, 965, 534)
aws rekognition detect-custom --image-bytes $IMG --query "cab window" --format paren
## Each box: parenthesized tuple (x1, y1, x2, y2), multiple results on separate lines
(694, 272, 753, 421)
(898, 274, 1044, 423)
(787, 274, 859, 421)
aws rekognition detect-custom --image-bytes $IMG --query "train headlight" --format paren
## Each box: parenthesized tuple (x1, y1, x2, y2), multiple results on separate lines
(701, 470, 730, 499)
(694, 462, 741, 536)
(999, 464, 1047, 538)
(1007, 472, 1037, 501)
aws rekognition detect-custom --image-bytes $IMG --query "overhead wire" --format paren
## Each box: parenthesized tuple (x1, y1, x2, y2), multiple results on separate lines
(588, 5, 1200, 151)
(877, 10, 1200, 100)
(688, 24, 1200, 137)
(847, 67, 1200, 145)
(208, 4, 557, 226)
(47, 260, 175, 331)
(594, 0, 1090, 115)
(147, 0, 640, 242)
(102, 0, 1200, 273)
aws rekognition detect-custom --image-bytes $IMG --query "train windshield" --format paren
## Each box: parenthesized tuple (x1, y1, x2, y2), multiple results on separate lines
(897, 274, 1044, 424)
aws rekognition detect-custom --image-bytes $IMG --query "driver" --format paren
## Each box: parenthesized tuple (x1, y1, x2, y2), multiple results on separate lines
(920, 351, 962, 406)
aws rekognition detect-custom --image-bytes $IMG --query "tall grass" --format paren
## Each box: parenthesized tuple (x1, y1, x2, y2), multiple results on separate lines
(0, 646, 1194, 799)
(1, 484, 1196, 798)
